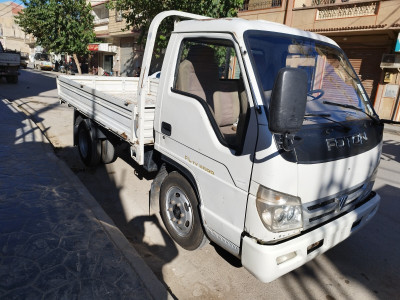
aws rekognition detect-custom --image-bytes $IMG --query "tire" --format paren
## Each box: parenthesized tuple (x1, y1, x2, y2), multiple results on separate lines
(160, 171, 206, 250)
(6, 76, 18, 84)
(101, 139, 117, 164)
(77, 119, 101, 167)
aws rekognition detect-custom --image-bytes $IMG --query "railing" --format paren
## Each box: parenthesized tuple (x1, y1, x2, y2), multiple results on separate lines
(310, 0, 377, 6)
(241, 0, 282, 11)
(316, 1, 378, 19)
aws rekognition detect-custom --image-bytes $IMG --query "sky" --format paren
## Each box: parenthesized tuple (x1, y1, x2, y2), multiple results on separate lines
(0, 0, 25, 4)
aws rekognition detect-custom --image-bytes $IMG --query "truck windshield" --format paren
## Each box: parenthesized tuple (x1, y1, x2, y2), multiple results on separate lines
(244, 31, 376, 123)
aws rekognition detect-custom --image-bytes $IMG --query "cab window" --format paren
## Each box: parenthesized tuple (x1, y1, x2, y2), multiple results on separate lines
(173, 39, 249, 152)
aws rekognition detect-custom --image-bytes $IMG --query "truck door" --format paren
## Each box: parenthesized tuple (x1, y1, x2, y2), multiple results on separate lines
(156, 34, 258, 254)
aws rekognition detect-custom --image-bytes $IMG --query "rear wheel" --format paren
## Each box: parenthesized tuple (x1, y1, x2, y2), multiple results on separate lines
(77, 119, 101, 167)
(101, 139, 117, 164)
(160, 172, 207, 250)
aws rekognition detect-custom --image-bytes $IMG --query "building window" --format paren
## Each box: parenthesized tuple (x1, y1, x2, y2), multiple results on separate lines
(241, 0, 282, 11)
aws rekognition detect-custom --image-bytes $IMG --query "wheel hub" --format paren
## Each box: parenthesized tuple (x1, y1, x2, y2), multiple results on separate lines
(165, 187, 193, 237)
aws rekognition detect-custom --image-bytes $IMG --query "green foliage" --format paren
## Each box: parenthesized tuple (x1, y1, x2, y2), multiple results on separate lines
(15, 0, 95, 55)
(108, 0, 244, 54)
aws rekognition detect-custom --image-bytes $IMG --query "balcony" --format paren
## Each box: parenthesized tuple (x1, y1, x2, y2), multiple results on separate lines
(93, 18, 109, 26)
(295, 0, 380, 8)
(241, 0, 282, 11)
(91, 3, 109, 27)
(294, 0, 379, 20)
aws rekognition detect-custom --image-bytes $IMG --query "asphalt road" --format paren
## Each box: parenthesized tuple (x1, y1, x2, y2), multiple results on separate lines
(1, 69, 399, 299)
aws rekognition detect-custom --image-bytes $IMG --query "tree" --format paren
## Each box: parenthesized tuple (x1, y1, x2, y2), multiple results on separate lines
(109, 0, 244, 56)
(16, 0, 95, 74)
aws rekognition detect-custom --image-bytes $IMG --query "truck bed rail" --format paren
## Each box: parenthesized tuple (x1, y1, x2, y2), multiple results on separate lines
(57, 75, 157, 146)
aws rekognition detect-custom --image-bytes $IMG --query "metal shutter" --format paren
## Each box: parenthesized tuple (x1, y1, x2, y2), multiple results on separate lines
(342, 48, 385, 102)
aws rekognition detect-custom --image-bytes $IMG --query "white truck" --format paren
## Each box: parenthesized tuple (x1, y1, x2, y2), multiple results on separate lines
(57, 11, 384, 282)
(0, 41, 19, 83)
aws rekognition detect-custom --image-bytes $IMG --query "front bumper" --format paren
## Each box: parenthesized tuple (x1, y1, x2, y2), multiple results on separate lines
(241, 192, 380, 283)
(40, 65, 53, 70)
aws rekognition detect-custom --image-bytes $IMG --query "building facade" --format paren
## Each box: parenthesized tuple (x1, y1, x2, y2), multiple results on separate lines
(239, 0, 400, 121)
(0, 1, 34, 55)
(89, 0, 142, 76)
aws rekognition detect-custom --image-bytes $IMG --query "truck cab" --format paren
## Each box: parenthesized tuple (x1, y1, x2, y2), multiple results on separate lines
(152, 17, 382, 282)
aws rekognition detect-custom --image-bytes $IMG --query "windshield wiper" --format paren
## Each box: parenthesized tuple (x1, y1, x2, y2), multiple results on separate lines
(304, 113, 331, 117)
(304, 113, 351, 132)
(339, 57, 358, 81)
(322, 100, 379, 123)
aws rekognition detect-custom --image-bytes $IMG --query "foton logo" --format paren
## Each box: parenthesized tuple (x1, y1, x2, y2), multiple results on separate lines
(326, 132, 368, 151)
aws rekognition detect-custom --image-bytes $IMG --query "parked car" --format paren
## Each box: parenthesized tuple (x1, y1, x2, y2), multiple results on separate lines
(34, 53, 52, 70)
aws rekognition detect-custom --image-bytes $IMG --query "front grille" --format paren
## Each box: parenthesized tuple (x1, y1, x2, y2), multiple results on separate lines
(302, 183, 370, 230)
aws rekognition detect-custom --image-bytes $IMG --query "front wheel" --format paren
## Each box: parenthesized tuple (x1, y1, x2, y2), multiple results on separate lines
(160, 172, 207, 250)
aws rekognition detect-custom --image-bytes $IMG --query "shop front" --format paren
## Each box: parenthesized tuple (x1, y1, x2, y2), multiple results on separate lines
(88, 43, 117, 75)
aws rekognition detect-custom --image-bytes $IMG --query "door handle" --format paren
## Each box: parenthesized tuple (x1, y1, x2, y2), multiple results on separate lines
(161, 121, 172, 136)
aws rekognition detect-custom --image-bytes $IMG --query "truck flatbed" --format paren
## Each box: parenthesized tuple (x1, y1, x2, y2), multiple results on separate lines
(57, 75, 157, 145)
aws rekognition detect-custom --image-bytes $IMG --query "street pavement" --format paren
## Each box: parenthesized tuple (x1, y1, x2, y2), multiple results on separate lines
(383, 123, 400, 135)
(1, 68, 399, 299)
(0, 97, 170, 299)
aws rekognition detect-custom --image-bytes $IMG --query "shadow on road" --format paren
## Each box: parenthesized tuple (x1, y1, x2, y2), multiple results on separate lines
(54, 146, 178, 297)
(0, 69, 57, 100)
(3, 68, 400, 299)
(1, 69, 175, 298)
(0, 98, 169, 298)
(127, 216, 178, 282)
(381, 138, 400, 163)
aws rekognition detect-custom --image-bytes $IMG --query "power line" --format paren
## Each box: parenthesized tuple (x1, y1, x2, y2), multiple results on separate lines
(0, 0, 24, 19)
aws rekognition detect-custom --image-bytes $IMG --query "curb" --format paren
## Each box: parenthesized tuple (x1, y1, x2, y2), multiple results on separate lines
(5, 98, 172, 300)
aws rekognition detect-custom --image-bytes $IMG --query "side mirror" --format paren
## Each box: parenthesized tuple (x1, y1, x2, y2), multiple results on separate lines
(268, 68, 308, 135)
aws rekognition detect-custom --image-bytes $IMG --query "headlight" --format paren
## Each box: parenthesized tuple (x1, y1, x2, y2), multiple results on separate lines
(256, 185, 303, 232)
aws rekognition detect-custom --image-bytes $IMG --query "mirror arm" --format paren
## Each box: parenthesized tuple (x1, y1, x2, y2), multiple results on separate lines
(282, 133, 302, 152)
(380, 119, 400, 125)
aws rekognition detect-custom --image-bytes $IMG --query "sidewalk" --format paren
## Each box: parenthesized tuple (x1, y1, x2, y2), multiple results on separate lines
(0, 98, 170, 299)
(383, 123, 400, 135)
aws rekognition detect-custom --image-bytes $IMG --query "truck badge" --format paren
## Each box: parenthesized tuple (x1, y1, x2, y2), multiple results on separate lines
(336, 195, 348, 211)
(326, 132, 368, 151)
